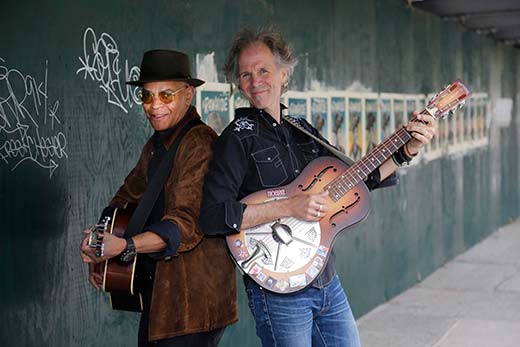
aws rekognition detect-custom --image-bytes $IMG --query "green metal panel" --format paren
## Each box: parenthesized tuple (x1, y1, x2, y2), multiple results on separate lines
(0, 0, 518, 346)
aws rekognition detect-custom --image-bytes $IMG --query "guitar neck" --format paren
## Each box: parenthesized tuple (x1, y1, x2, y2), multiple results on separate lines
(326, 117, 417, 202)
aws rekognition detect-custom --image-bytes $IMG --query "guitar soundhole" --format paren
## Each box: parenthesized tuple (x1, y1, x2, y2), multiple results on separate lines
(298, 165, 335, 191)
(328, 192, 360, 227)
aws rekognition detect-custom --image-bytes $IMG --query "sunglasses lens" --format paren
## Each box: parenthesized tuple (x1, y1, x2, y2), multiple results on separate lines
(139, 86, 186, 104)
(159, 91, 174, 104)
(139, 90, 153, 104)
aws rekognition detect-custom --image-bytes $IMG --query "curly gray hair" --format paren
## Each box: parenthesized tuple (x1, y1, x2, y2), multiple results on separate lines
(223, 28, 298, 93)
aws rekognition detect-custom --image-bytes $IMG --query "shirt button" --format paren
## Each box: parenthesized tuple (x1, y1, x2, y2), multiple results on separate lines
(272, 123, 277, 127)
(267, 157, 271, 161)
(295, 169, 299, 173)
(233, 223, 237, 229)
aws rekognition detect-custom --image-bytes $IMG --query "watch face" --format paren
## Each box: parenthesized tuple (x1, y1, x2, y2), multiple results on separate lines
(119, 237, 136, 263)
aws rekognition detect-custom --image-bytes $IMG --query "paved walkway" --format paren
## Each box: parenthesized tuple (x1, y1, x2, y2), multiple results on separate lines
(357, 219, 520, 347)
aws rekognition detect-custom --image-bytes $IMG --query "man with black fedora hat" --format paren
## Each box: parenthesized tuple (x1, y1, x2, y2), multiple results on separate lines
(81, 49, 238, 346)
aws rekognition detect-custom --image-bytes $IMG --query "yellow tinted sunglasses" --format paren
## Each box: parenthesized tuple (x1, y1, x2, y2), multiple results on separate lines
(138, 85, 188, 104)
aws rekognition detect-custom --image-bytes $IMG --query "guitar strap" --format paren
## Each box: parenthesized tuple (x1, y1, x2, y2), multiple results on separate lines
(281, 110, 355, 166)
(123, 116, 203, 238)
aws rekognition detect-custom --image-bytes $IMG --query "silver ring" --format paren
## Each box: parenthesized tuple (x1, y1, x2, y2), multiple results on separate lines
(319, 204, 323, 212)
(316, 211, 320, 218)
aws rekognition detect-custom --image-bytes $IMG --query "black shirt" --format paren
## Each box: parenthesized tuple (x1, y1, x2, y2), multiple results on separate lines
(199, 105, 396, 288)
(137, 125, 182, 277)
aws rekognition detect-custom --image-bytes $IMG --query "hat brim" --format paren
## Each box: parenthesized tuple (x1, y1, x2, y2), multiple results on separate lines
(126, 77, 205, 87)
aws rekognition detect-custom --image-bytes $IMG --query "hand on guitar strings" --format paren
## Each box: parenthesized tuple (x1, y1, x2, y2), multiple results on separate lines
(286, 190, 329, 222)
(404, 112, 436, 155)
(80, 229, 126, 264)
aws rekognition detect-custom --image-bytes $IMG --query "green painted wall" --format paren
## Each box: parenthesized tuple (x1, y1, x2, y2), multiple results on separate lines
(0, 0, 518, 346)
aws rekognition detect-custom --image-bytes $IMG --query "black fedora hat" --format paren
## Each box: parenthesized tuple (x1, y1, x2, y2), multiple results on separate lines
(126, 49, 205, 87)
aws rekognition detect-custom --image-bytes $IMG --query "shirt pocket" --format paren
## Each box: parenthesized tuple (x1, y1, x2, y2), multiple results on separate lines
(251, 146, 288, 188)
(296, 140, 320, 163)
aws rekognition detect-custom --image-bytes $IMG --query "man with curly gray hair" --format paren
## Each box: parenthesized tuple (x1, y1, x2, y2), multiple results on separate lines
(223, 28, 297, 92)
(200, 28, 436, 347)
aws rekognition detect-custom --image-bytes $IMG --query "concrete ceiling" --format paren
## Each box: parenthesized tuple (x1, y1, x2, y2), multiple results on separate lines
(409, 0, 520, 48)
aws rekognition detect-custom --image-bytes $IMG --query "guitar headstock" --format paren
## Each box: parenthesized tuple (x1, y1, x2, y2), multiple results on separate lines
(426, 80, 471, 119)
(88, 216, 111, 257)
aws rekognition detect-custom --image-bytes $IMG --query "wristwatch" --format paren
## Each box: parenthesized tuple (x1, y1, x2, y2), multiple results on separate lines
(119, 237, 137, 263)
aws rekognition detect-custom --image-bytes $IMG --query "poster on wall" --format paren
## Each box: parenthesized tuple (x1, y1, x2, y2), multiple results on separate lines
(196, 82, 231, 135)
(417, 95, 426, 114)
(309, 93, 329, 140)
(455, 106, 464, 146)
(346, 94, 364, 160)
(448, 104, 457, 146)
(330, 95, 347, 154)
(438, 109, 449, 150)
(463, 97, 473, 143)
(480, 95, 489, 146)
(393, 97, 405, 131)
(232, 89, 250, 112)
(471, 93, 489, 146)
(480, 95, 488, 138)
(475, 96, 483, 140)
(447, 108, 464, 153)
(284, 91, 308, 121)
(379, 95, 393, 143)
(364, 95, 379, 153)
(476, 94, 486, 140)
(404, 95, 417, 122)
(469, 96, 478, 141)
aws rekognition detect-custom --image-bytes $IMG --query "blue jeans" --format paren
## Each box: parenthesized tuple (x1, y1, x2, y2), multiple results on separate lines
(245, 275, 361, 347)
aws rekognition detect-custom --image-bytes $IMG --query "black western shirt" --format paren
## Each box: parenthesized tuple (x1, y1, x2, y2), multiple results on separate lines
(199, 105, 396, 289)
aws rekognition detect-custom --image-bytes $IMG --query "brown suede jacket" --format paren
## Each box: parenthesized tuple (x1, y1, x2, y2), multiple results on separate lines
(110, 107, 238, 340)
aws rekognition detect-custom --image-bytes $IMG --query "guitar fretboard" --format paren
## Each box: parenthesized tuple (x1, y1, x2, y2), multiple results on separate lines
(325, 125, 413, 202)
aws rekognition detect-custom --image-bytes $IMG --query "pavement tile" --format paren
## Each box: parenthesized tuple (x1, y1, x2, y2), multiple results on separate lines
(457, 224, 520, 266)
(497, 271, 520, 292)
(358, 220, 520, 347)
(357, 307, 455, 344)
(418, 262, 517, 293)
(383, 287, 479, 318)
(433, 319, 520, 347)
(360, 330, 440, 347)
(459, 291, 520, 321)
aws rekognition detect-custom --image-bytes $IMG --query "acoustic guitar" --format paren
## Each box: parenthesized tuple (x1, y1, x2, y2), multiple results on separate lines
(226, 80, 471, 294)
(88, 204, 143, 312)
